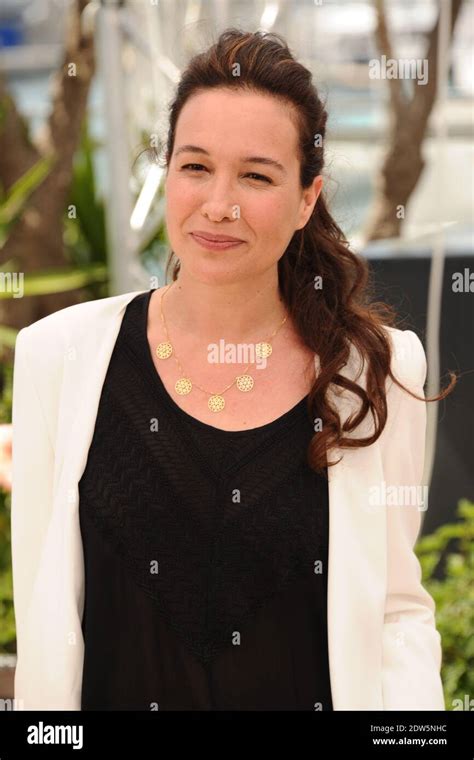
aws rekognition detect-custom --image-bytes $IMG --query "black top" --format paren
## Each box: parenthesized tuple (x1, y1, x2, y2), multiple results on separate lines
(78, 288, 333, 710)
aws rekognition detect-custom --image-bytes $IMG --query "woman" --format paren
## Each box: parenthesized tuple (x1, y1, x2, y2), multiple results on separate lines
(10, 29, 454, 711)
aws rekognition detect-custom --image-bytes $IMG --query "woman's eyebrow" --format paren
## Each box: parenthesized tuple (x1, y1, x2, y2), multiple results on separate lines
(174, 144, 287, 175)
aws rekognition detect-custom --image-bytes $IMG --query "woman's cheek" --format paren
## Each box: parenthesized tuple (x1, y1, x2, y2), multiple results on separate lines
(167, 186, 197, 221)
(252, 198, 288, 235)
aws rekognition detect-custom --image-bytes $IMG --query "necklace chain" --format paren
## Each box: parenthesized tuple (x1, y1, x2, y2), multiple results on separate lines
(155, 282, 288, 412)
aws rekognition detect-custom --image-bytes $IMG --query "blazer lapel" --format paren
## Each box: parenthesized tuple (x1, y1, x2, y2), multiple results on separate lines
(324, 344, 387, 709)
(327, 445, 385, 709)
(55, 291, 145, 496)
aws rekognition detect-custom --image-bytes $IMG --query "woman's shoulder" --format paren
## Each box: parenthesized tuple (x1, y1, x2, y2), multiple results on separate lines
(329, 326, 427, 443)
(12, 290, 149, 435)
(15, 289, 147, 353)
(383, 325, 426, 389)
(340, 325, 426, 393)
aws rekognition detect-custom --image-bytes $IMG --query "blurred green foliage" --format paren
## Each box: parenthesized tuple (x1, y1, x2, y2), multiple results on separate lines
(0, 117, 167, 345)
(0, 156, 54, 249)
(0, 362, 13, 652)
(0, 488, 13, 653)
(415, 499, 474, 710)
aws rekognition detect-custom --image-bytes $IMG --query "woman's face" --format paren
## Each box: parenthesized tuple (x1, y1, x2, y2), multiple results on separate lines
(164, 88, 322, 286)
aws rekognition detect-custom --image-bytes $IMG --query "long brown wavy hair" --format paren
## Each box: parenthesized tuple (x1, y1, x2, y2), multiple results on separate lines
(153, 28, 456, 474)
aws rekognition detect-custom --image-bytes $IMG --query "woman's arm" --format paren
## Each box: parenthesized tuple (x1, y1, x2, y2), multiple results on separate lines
(379, 328, 445, 710)
(10, 326, 56, 697)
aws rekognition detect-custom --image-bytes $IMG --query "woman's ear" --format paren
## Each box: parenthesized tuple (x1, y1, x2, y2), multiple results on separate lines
(297, 174, 323, 230)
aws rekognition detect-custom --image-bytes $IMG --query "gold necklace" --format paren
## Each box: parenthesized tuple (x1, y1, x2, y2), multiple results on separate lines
(155, 283, 288, 413)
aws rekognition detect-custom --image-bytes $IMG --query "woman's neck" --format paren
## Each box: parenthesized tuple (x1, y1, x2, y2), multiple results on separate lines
(159, 272, 289, 344)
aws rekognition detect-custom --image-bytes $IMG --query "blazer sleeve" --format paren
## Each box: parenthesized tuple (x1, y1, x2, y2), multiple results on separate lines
(378, 329, 445, 710)
(10, 326, 56, 673)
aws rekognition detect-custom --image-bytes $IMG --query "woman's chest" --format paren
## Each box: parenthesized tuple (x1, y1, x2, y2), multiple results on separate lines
(146, 325, 317, 431)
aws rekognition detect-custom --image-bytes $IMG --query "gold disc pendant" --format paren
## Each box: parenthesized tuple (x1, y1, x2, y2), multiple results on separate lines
(208, 395, 225, 412)
(175, 378, 192, 395)
(236, 374, 254, 392)
(156, 341, 173, 359)
(256, 342, 272, 359)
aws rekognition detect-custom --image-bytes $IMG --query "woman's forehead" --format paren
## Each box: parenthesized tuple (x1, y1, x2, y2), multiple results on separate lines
(175, 91, 299, 158)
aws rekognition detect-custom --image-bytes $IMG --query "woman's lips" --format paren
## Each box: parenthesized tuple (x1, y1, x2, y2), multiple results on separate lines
(190, 232, 244, 251)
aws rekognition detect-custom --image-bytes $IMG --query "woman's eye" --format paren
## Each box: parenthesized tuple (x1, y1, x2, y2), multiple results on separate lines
(181, 163, 207, 172)
(180, 165, 271, 184)
(245, 172, 272, 184)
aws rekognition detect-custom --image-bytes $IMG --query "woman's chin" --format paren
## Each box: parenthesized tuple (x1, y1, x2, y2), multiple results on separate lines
(181, 260, 249, 286)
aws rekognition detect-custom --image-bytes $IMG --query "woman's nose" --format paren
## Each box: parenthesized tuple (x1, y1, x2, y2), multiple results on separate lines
(200, 180, 240, 221)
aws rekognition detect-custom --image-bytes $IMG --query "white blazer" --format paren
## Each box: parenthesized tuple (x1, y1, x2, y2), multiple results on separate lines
(10, 289, 445, 710)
